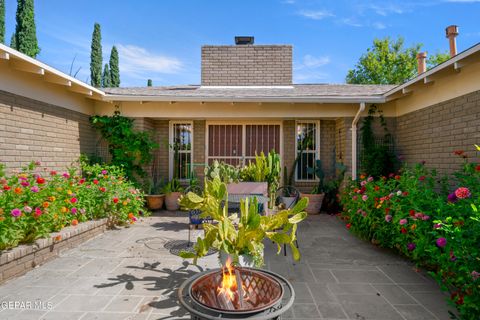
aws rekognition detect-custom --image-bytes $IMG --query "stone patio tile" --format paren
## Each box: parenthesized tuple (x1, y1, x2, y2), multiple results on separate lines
(80, 312, 149, 320)
(9, 286, 62, 301)
(338, 294, 404, 320)
(30, 274, 76, 287)
(327, 283, 376, 295)
(400, 283, 444, 293)
(143, 296, 187, 317)
(40, 257, 93, 272)
(331, 269, 393, 283)
(72, 258, 124, 277)
(394, 305, 437, 320)
(377, 265, 431, 284)
(104, 296, 144, 313)
(58, 278, 101, 295)
(310, 268, 337, 283)
(316, 301, 349, 319)
(408, 292, 454, 320)
(40, 311, 86, 320)
(307, 283, 339, 303)
(0, 309, 47, 320)
(290, 303, 321, 318)
(291, 282, 315, 303)
(307, 262, 377, 270)
(53, 295, 115, 312)
(372, 284, 418, 304)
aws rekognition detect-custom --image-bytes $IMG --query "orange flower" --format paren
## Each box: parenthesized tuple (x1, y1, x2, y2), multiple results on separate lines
(71, 219, 78, 226)
(61, 207, 68, 213)
(0, 217, 4, 222)
(53, 214, 58, 220)
(122, 201, 128, 206)
(43, 202, 50, 208)
(411, 224, 417, 231)
(0, 208, 4, 215)
(48, 196, 56, 202)
(14, 187, 23, 194)
(128, 213, 134, 219)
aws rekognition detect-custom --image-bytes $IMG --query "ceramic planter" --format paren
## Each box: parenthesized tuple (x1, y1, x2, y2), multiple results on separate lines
(300, 193, 325, 214)
(280, 196, 296, 209)
(165, 192, 182, 211)
(145, 194, 165, 210)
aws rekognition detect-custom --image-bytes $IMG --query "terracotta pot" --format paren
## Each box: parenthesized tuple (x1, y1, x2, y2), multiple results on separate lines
(145, 194, 165, 210)
(165, 192, 182, 211)
(300, 193, 325, 214)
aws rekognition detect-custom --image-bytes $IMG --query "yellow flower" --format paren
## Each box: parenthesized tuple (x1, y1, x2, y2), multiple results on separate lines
(64, 199, 69, 204)
(67, 190, 72, 195)
(48, 196, 56, 202)
(56, 187, 63, 192)
(61, 207, 68, 213)
(104, 175, 108, 179)
(122, 201, 128, 206)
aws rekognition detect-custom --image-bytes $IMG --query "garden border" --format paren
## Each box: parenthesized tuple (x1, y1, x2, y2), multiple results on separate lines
(0, 218, 108, 284)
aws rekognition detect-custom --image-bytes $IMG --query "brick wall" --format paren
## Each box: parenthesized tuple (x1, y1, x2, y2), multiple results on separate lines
(201, 45, 292, 86)
(193, 120, 206, 182)
(153, 120, 169, 182)
(0, 90, 96, 171)
(395, 90, 480, 176)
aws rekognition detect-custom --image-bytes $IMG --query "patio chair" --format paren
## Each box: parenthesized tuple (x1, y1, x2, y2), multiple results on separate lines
(184, 186, 212, 247)
(274, 185, 300, 256)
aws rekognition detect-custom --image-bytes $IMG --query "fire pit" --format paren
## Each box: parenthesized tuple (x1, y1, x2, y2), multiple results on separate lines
(178, 260, 294, 319)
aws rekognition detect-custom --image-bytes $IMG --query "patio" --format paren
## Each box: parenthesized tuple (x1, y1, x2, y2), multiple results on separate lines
(0, 212, 453, 320)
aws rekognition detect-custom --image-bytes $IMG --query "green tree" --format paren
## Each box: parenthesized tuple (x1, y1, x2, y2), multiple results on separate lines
(109, 46, 120, 87)
(427, 51, 450, 70)
(0, 0, 5, 44)
(10, 32, 16, 48)
(102, 63, 111, 88)
(14, 0, 40, 57)
(346, 37, 421, 85)
(147, 79, 152, 87)
(90, 23, 102, 87)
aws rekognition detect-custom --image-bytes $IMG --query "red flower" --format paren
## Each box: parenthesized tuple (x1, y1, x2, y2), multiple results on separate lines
(409, 210, 415, 217)
(36, 177, 45, 184)
(70, 197, 78, 204)
(453, 150, 464, 156)
(113, 197, 119, 204)
(476, 164, 480, 172)
(402, 191, 409, 196)
(395, 175, 401, 180)
(93, 179, 99, 185)
(419, 176, 426, 181)
(50, 171, 57, 176)
(71, 219, 78, 226)
(346, 223, 351, 229)
(79, 178, 86, 184)
(3, 185, 11, 191)
(99, 187, 106, 192)
(374, 186, 380, 191)
(401, 227, 407, 234)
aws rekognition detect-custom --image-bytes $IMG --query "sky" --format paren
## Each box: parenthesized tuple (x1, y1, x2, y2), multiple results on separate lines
(3, 0, 480, 87)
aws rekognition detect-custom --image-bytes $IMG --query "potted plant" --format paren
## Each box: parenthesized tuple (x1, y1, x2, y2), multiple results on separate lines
(280, 166, 298, 208)
(301, 159, 325, 214)
(178, 177, 308, 267)
(144, 179, 165, 210)
(162, 178, 184, 211)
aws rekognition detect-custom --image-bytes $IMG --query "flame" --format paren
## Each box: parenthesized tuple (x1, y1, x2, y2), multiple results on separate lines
(217, 257, 238, 301)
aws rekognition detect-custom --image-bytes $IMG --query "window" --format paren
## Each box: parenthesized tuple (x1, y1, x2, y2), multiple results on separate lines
(296, 121, 320, 181)
(170, 122, 193, 180)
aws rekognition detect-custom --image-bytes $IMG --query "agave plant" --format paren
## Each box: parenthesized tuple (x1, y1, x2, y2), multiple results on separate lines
(178, 177, 308, 267)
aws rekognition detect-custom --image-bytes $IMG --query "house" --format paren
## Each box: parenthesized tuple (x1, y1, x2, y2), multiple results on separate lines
(1, 29, 479, 192)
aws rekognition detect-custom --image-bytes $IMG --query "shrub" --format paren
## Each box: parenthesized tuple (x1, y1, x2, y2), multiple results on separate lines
(0, 161, 147, 250)
(340, 150, 480, 319)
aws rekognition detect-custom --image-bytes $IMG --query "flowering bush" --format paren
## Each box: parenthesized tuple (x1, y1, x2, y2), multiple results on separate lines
(340, 149, 480, 319)
(0, 161, 147, 251)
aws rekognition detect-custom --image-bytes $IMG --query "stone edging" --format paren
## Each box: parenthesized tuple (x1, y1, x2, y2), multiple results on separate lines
(0, 219, 108, 284)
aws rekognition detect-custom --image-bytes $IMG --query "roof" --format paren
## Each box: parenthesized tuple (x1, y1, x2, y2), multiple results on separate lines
(103, 84, 395, 103)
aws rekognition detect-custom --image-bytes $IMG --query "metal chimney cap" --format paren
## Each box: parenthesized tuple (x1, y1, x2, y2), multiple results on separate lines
(235, 36, 254, 45)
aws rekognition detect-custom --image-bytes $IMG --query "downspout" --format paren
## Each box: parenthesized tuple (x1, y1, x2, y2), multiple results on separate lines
(351, 102, 366, 180)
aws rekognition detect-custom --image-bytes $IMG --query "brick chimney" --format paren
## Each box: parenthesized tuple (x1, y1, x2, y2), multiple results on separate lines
(201, 37, 292, 86)
(445, 25, 459, 58)
(416, 52, 427, 74)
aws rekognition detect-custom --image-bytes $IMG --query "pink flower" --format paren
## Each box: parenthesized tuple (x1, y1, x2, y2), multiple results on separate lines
(407, 243, 416, 251)
(385, 215, 392, 222)
(23, 206, 32, 213)
(399, 219, 408, 225)
(433, 223, 442, 229)
(101, 170, 108, 175)
(472, 271, 480, 280)
(362, 195, 368, 201)
(30, 186, 39, 193)
(63, 172, 70, 178)
(419, 176, 426, 181)
(360, 180, 367, 187)
(367, 177, 374, 182)
(21, 181, 30, 187)
(71, 207, 78, 214)
(50, 170, 57, 176)
(34, 208, 42, 218)
(422, 215, 430, 221)
(11, 208, 21, 217)
(436, 237, 447, 248)
(454, 187, 471, 199)
(352, 196, 358, 201)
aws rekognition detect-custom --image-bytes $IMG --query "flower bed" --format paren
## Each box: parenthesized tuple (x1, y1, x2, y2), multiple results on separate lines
(0, 161, 146, 251)
(340, 149, 480, 319)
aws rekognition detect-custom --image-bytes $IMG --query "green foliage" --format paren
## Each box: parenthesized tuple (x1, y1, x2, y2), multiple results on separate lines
(14, 0, 40, 58)
(427, 51, 450, 70)
(90, 23, 102, 87)
(340, 148, 480, 318)
(308, 159, 325, 194)
(89, 110, 158, 186)
(147, 79, 152, 87)
(102, 63, 111, 88)
(346, 37, 421, 85)
(0, 160, 147, 251)
(10, 32, 16, 49)
(109, 46, 120, 87)
(0, 0, 5, 44)
(161, 178, 184, 194)
(178, 177, 308, 266)
(360, 105, 396, 178)
(204, 160, 241, 183)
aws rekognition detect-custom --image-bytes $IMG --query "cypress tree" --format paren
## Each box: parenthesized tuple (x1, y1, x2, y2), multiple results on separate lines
(109, 46, 120, 87)
(15, 0, 40, 57)
(10, 32, 16, 48)
(90, 23, 102, 87)
(147, 79, 152, 87)
(102, 64, 111, 87)
(0, 0, 5, 44)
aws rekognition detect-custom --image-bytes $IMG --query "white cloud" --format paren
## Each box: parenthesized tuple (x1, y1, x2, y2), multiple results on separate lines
(373, 22, 387, 29)
(339, 18, 363, 27)
(302, 55, 330, 68)
(294, 55, 330, 82)
(294, 71, 329, 82)
(297, 10, 334, 20)
(282, 0, 296, 4)
(367, 3, 405, 16)
(116, 44, 183, 77)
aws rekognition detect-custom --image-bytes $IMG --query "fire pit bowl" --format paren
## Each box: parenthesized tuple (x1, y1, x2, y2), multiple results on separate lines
(178, 267, 294, 320)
